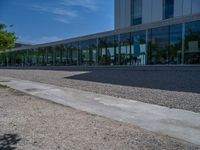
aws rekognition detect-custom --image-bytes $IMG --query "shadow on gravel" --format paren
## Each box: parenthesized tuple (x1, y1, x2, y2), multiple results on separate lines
(0, 134, 21, 150)
(64, 69, 200, 94)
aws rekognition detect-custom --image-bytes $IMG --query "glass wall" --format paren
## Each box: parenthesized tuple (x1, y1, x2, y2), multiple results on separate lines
(169, 24, 182, 64)
(98, 36, 118, 65)
(98, 38, 107, 65)
(1, 20, 200, 67)
(13, 50, 27, 66)
(46, 46, 54, 66)
(54, 45, 65, 66)
(90, 39, 98, 65)
(80, 39, 98, 66)
(120, 33, 131, 65)
(71, 42, 79, 65)
(0, 52, 6, 66)
(184, 21, 200, 64)
(131, 30, 147, 65)
(148, 24, 183, 65)
(148, 26, 170, 64)
(37, 47, 47, 66)
(64, 43, 72, 65)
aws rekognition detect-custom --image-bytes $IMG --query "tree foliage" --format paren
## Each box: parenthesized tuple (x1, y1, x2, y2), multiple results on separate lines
(0, 23, 17, 52)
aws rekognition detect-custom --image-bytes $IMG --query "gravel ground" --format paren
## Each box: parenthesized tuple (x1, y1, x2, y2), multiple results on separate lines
(0, 68, 199, 112)
(0, 87, 199, 150)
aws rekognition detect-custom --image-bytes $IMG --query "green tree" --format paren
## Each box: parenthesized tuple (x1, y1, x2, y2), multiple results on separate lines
(0, 23, 17, 52)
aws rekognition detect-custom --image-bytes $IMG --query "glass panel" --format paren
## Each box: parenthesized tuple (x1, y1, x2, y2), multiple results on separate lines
(131, 0, 142, 25)
(82, 49, 90, 65)
(98, 36, 117, 65)
(54, 45, 65, 66)
(80, 40, 90, 65)
(37, 47, 46, 66)
(27, 49, 37, 66)
(107, 36, 116, 66)
(90, 39, 98, 65)
(64, 43, 72, 65)
(0, 52, 6, 66)
(46, 46, 54, 66)
(169, 24, 182, 64)
(185, 21, 200, 64)
(98, 38, 107, 65)
(120, 33, 131, 65)
(71, 42, 79, 65)
(148, 26, 170, 64)
(132, 30, 147, 65)
(163, 0, 174, 19)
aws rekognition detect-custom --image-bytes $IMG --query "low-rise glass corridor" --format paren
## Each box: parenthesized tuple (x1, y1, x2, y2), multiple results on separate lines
(0, 20, 200, 66)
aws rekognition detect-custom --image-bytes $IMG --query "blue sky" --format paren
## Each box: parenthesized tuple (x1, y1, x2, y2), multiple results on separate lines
(0, 0, 114, 44)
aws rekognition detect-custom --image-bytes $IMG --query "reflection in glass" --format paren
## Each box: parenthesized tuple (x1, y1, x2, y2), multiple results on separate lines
(185, 21, 200, 64)
(169, 24, 182, 64)
(148, 26, 169, 64)
(120, 33, 131, 65)
(132, 31, 146, 65)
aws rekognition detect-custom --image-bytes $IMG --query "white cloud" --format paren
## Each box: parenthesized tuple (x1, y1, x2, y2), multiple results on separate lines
(32, 5, 77, 17)
(17, 36, 63, 44)
(30, 0, 99, 24)
(60, 0, 98, 11)
(54, 18, 70, 24)
(53, 8, 77, 17)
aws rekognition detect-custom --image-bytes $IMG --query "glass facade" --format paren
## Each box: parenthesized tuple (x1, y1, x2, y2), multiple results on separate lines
(1, 20, 200, 67)
(148, 24, 183, 64)
(120, 33, 131, 65)
(163, 0, 174, 19)
(131, 31, 147, 65)
(184, 21, 200, 64)
(131, 0, 142, 25)
(80, 39, 98, 66)
(98, 36, 118, 65)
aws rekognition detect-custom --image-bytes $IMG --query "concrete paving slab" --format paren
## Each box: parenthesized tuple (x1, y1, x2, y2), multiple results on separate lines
(0, 76, 200, 145)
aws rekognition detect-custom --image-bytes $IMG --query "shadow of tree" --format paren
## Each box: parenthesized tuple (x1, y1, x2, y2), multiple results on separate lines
(0, 134, 21, 150)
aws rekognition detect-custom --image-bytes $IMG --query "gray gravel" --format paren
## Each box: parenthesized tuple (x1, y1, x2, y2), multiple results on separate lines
(0, 87, 199, 150)
(0, 67, 200, 112)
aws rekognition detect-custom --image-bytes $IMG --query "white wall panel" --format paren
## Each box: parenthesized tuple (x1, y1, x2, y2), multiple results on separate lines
(192, 0, 200, 14)
(183, 0, 192, 16)
(174, 0, 183, 17)
(142, 0, 152, 24)
(151, 0, 163, 22)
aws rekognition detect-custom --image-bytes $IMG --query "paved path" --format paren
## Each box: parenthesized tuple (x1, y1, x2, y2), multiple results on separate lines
(0, 76, 200, 146)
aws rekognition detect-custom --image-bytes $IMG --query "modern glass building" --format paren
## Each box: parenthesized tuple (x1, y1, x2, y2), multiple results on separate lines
(1, 0, 200, 66)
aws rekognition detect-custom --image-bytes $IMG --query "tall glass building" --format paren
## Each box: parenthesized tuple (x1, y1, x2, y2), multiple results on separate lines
(1, 0, 200, 66)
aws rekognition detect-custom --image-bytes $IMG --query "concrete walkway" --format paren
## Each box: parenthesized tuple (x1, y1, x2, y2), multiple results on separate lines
(0, 76, 200, 146)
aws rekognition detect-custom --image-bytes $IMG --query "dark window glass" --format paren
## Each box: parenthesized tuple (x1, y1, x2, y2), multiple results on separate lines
(98, 36, 118, 65)
(163, 0, 174, 19)
(80, 40, 90, 65)
(169, 24, 182, 64)
(71, 42, 79, 65)
(64, 43, 73, 65)
(131, 0, 142, 26)
(80, 39, 97, 66)
(184, 21, 200, 64)
(148, 26, 170, 64)
(120, 33, 131, 65)
(37, 48, 46, 66)
(46, 46, 54, 66)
